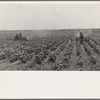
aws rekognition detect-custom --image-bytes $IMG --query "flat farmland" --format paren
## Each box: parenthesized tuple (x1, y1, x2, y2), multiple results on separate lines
(0, 29, 100, 71)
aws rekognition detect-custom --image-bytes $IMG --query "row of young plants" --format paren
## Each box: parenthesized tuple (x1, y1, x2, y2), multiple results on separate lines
(85, 37, 100, 56)
(83, 42, 100, 70)
(51, 39, 74, 71)
(75, 41, 83, 70)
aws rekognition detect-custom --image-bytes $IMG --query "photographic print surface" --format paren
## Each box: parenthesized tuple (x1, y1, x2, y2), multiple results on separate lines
(0, 1, 100, 71)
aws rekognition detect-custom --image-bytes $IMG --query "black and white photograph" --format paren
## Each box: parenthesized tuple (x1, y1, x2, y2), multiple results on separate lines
(0, 1, 100, 71)
(0, 1, 100, 99)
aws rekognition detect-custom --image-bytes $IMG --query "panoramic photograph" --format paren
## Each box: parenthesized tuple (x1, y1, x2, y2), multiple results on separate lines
(0, 1, 100, 71)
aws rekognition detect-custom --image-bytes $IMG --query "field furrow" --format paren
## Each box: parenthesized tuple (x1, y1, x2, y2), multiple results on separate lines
(0, 31, 100, 71)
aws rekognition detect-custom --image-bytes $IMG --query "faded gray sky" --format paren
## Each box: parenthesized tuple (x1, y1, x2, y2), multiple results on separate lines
(0, 1, 100, 30)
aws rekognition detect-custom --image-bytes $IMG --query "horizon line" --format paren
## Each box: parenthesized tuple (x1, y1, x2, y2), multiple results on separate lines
(0, 28, 100, 31)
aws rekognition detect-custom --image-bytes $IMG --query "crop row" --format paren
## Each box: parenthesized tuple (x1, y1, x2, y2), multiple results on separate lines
(83, 42, 100, 70)
(51, 40, 74, 71)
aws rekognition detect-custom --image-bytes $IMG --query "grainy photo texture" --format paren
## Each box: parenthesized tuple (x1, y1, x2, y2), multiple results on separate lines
(0, 1, 100, 71)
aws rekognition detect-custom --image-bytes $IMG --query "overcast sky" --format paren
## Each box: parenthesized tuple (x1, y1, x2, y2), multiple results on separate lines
(0, 1, 100, 30)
